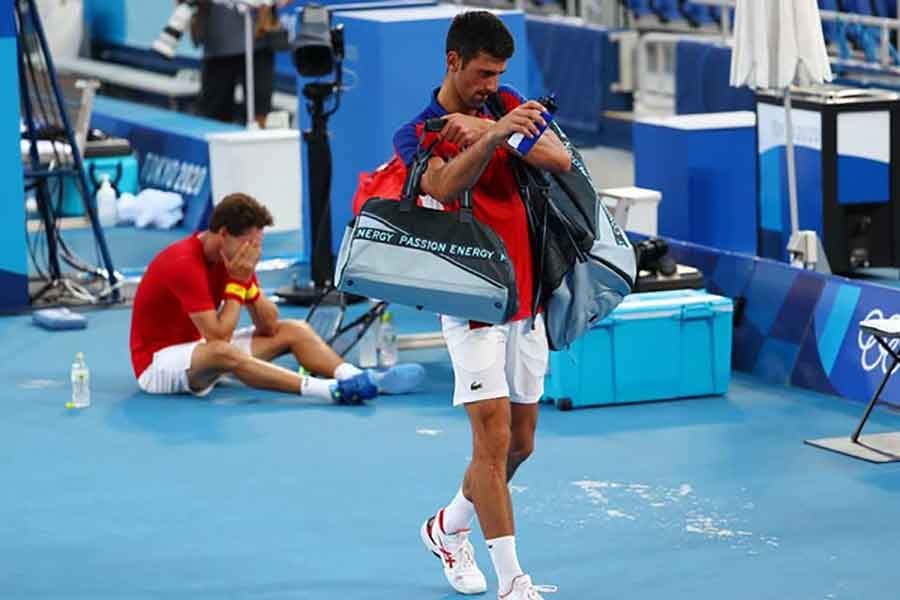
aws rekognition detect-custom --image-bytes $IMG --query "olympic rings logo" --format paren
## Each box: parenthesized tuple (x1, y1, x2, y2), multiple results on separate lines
(858, 308, 900, 375)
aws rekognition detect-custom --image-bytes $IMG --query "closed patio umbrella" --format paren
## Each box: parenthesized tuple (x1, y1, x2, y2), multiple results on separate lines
(730, 0, 833, 269)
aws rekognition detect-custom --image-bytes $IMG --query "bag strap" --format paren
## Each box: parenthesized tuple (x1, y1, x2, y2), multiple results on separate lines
(485, 93, 547, 318)
(399, 118, 474, 224)
(399, 146, 431, 210)
(458, 190, 473, 223)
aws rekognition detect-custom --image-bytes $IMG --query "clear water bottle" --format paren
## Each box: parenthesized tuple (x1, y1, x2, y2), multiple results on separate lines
(70, 352, 90, 408)
(377, 311, 398, 368)
(358, 303, 380, 368)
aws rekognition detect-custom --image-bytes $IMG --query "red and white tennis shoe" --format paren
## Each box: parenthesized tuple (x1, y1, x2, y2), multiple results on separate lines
(420, 509, 488, 595)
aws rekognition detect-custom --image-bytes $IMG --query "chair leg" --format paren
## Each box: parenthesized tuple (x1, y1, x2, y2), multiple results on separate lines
(851, 336, 900, 443)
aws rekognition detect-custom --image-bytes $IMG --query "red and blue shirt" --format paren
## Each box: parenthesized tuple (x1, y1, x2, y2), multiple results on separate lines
(393, 85, 535, 322)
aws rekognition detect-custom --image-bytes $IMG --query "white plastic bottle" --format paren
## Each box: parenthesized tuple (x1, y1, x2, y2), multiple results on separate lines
(96, 174, 118, 227)
(70, 352, 90, 408)
(378, 311, 398, 368)
(357, 302, 380, 368)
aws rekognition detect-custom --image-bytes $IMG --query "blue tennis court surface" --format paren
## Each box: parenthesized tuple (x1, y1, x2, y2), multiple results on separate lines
(2, 298, 900, 599)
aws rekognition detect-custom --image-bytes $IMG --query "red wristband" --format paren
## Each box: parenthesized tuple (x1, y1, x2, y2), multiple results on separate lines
(245, 282, 261, 303)
(224, 279, 249, 304)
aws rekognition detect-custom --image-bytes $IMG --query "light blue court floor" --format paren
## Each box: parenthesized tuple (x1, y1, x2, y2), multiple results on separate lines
(2, 299, 900, 600)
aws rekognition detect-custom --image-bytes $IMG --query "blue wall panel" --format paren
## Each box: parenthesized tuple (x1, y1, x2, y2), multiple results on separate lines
(0, 19, 29, 311)
(634, 116, 758, 254)
(524, 17, 630, 134)
(665, 238, 900, 408)
(675, 41, 755, 115)
(1, 0, 13, 38)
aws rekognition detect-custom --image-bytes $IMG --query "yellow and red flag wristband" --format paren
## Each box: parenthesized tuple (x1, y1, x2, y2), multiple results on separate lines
(224, 278, 261, 304)
(246, 279, 261, 303)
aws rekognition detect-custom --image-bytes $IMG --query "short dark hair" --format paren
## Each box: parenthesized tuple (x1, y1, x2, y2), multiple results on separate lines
(209, 193, 273, 236)
(446, 11, 514, 66)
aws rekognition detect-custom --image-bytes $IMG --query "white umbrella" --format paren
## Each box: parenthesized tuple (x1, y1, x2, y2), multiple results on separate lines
(729, 0, 833, 269)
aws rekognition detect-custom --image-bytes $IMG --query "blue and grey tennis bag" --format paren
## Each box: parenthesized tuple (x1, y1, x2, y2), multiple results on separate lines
(485, 94, 636, 350)
(334, 132, 519, 324)
(534, 123, 636, 350)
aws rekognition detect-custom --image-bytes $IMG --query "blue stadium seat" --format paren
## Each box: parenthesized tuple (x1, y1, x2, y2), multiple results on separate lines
(650, 0, 682, 23)
(819, 0, 840, 44)
(871, 0, 897, 18)
(706, 6, 735, 31)
(626, 0, 653, 18)
(840, 0, 873, 15)
(839, 0, 885, 62)
(681, 1, 715, 26)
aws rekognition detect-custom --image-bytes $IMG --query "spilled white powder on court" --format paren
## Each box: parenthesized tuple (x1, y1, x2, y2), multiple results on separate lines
(416, 428, 443, 436)
(572, 480, 610, 505)
(566, 480, 780, 553)
(684, 515, 747, 538)
(606, 509, 636, 520)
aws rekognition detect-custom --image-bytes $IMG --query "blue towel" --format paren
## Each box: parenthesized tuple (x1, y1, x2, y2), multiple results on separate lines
(33, 308, 88, 330)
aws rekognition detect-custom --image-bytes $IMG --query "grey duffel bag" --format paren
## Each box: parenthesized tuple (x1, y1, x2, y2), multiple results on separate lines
(334, 135, 519, 324)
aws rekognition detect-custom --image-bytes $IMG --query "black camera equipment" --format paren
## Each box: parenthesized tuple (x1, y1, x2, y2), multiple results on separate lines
(276, 4, 349, 305)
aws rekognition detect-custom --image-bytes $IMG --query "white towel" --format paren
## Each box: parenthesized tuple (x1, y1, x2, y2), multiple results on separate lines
(117, 189, 184, 229)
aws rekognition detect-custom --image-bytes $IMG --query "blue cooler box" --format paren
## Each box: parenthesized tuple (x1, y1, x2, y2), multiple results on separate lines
(61, 154, 139, 217)
(544, 289, 733, 410)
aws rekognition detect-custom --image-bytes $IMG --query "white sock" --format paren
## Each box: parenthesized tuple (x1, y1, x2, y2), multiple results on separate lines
(300, 375, 337, 400)
(333, 362, 362, 381)
(441, 488, 476, 535)
(486, 536, 523, 596)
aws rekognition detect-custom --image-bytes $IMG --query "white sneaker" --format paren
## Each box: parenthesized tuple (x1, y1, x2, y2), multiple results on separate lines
(420, 510, 488, 594)
(499, 574, 558, 600)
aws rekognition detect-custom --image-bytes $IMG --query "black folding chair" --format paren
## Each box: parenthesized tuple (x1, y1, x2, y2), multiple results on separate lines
(306, 287, 387, 358)
(805, 318, 900, 463)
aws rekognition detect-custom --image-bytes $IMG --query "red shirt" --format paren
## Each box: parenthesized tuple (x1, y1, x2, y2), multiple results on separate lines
(393, 86, 535, 322)
(129, 234, 229, 378)
(447, 137, 534, 322)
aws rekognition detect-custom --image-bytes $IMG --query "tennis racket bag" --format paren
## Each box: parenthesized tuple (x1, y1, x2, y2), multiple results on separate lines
(486, 93, 636, 350)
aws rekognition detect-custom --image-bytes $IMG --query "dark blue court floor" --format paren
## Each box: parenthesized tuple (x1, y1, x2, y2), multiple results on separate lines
(2, 299, 899, 600)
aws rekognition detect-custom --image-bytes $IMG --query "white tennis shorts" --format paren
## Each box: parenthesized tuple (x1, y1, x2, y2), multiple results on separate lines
(137, 327, 256, 396)
(441, 314, 549, 406)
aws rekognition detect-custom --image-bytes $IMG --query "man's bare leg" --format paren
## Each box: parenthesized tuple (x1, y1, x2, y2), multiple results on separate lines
(186, 340, 304, 393)
(248, 319, 344, 377)
(456, 399, 539, 597)
(463, 397, 514, 539)
(507, 403, 538, 481)
(440, 402, 538, 537)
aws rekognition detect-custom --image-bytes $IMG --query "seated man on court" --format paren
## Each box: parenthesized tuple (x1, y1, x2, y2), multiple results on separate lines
(129, 193, 420, 403)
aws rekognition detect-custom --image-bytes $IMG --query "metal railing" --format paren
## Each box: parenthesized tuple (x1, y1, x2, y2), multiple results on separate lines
(453, 0, 626, 25)
(691, 0, 900, 71)
(819, 9, 900, 69)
